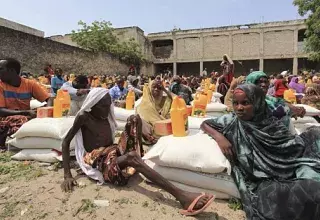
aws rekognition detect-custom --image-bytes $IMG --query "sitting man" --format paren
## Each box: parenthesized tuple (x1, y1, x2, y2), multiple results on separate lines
(61, 75, 90, 116)
(61, 88, 214, 216)
(109, 78, 128, 102)
(51, 68, 65, 94)
(0, 58, 51, 149)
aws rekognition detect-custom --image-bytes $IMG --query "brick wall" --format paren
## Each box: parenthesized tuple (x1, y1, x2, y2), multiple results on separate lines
(0, 26, 129, 75)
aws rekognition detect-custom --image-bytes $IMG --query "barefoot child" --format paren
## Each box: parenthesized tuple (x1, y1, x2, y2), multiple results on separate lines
(61, 88, 214, 216)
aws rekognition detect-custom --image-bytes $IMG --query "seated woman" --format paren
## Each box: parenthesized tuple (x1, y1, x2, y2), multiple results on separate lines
(62, 88, 214, 216)
(201, 84, 320, 220)
(136, 78, 173, 140)
(246, 71, 305, 129)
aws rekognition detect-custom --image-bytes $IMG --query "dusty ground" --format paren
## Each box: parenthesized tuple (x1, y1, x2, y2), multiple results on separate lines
(0, 152, 246, 220)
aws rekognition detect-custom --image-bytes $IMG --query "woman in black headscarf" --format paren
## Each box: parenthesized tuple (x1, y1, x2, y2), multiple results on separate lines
(201, 84, 320, 220)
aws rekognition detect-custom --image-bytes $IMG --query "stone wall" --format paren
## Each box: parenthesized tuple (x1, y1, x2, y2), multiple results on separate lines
(0, 26, 129, 75)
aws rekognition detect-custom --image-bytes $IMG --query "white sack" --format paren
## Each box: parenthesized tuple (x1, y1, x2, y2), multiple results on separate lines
(13, 117, 75, 140)
(188, 116, 211, 130)
(116, 120, 126, 131)
(7, 137, 76, 151)
(292, 116, 318, 124)
(190, 101, 227, 112)
(30, 99, 47, 110)
(294, 104, 320, 116)
(143, 131, 231, 174)
(11, 149, 62, 163)
(295, 123, 320, 135)
(144, 160, 240, 198)
(114, 107, 135, 121)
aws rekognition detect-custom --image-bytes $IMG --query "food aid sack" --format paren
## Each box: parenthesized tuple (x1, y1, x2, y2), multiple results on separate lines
(144, 160, 240, 198)
(294, 104, 320, 116)
(143, 131, 231, 174)
(114, 107, 135, 121)
(13, 117, 75, 140)
(11, 149, 62, 163)
(7, 137, 76, 151)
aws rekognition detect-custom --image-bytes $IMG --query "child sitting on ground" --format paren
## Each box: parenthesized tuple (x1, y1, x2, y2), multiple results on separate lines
(61, 88, 214, 216)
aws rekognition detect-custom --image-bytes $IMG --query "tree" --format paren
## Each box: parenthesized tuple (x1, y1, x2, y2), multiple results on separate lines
(294, 0, 320, 61)
(71, 20, 145, 65)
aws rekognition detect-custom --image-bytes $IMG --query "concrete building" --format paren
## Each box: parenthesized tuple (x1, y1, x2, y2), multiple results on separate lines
(0, 17, 44, 37)
(149, 19, 311, 76)
(48, 19, 318, 76)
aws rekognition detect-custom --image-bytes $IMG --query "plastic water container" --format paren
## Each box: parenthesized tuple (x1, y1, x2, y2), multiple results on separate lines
(171, 96, 188, 137)
(126, 90, 135, 110)
(192, 93, 208, 117)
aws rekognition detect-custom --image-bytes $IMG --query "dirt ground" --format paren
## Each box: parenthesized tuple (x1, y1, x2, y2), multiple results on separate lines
(0, 152, 246, 220)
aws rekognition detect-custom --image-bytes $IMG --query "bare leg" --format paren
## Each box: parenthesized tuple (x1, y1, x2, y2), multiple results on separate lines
(117, 152, 212, 210)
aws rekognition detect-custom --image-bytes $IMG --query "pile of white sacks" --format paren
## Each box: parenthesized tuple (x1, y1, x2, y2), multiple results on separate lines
(8, 117, 75, 163)
(142, 132, 241, 199)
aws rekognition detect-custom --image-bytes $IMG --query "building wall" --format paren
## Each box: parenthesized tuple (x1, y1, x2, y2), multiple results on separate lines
(232, 32, 260, 58)
(148, 20, 307, 75)
(264, 30, 294, 57)
(203, 35, 229, 60)
(0, 26, 128, 75)
(176, 37, 201, 60)
(0, 17, 44, 37)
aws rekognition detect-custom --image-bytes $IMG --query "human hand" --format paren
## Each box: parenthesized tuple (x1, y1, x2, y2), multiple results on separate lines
(292, 106, 306, 118)
(216, 137, 234, 160)
(61, 177, 77, 192)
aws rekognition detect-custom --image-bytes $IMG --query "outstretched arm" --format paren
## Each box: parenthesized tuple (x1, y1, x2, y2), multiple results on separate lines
(61, 113, 86, 192)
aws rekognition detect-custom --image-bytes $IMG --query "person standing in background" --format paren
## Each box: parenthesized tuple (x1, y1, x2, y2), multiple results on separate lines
(221, 54, 234, 84)
(51, 68, 65, 94)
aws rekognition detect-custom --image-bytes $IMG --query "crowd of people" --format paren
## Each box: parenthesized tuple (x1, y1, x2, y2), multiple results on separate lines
(1, 56, 320, 219)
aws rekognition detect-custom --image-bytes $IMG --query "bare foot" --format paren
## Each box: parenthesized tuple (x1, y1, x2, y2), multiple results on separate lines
(179, 192, 213, 211)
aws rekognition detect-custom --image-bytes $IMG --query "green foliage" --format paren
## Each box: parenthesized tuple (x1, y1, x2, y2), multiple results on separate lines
(71, 20, 145, 65)
(294, 0, 320, 61)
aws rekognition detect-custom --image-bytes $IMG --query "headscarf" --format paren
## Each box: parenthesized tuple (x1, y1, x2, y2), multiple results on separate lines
(289, 77, 305, 93)
(246, 71, 267, 84)
(246, 71, 292, 126)
(233, 84, 269, 122)
(74, 88, 117, 183)
(203, 84, 320, 219)
(136, 81, 172, 125)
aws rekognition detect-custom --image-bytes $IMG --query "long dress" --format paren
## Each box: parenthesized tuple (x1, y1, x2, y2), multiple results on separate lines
(204, 84, 320, 220)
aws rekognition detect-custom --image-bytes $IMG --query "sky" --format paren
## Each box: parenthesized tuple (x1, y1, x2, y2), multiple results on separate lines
(1, 0, 303, 37)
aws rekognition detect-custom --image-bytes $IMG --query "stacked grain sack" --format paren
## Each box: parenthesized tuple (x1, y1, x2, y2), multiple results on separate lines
(8, 117, 75, 163)
(291, 104, 320, 134)
(113, 107, 135, 130)
(142, 132, 240, 199)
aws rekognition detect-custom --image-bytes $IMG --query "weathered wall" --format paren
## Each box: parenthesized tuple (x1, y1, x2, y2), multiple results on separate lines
(0, 26, 128, 75)
(232, 32, 260, 58)
(203, 35, 229, 59)
(176, 37, 201, 60)
(264, 30, 294, 56)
